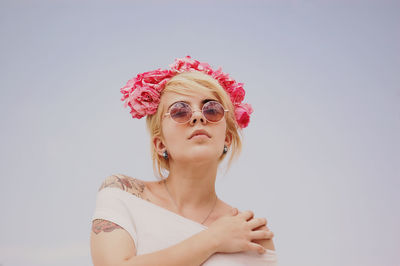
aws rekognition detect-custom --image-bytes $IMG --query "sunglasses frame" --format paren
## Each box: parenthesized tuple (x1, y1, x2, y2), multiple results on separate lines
(164, 100, 229, 124)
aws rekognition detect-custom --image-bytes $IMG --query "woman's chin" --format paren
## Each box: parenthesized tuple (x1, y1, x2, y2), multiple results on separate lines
(175, 149, 220, 163)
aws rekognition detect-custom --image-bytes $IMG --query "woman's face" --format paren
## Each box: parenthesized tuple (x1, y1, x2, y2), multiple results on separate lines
(155, 90, 230, 164)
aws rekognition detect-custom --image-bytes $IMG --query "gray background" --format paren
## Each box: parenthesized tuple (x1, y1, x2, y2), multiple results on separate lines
(0, 0, 399, 265)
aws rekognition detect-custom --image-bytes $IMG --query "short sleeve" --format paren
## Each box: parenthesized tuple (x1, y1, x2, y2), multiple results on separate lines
(92, 188, 138, 248)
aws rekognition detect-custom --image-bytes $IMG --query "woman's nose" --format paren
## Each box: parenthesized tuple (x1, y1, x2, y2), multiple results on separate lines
(189, 110, 206, 126)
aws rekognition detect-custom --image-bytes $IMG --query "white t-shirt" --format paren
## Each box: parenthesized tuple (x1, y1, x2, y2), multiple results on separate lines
(92, 187, 278, 266)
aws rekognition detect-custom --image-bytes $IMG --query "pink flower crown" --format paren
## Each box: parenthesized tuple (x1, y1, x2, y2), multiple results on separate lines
(120, 56, 253, 128)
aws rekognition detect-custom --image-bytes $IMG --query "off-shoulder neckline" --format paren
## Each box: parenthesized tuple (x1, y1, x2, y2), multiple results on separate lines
(98, 187, 277, 257)
(100, 187, 209, 229)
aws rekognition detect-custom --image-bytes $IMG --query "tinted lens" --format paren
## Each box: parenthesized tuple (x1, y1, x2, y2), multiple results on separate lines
(203, 101, 225, 122)
(169, 102, 192, 123)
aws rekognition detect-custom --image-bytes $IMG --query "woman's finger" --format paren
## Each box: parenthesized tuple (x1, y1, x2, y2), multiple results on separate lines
(237, 210, 254, 221)
(249, 229, 274, 240)
(252, 224, 270, 231)
(247, 217, 267, 229)
(246, 241, 266, 254)
(230, 208, 239, 216)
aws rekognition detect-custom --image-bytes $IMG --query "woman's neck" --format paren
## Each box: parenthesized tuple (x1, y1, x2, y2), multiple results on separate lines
(165, 160, 218, 211)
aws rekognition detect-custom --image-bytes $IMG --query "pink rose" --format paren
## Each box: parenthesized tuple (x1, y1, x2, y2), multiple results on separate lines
(170, 56, 198, 72)
(229, 84, 245, 104)
(212, 70, 236, 92)
(142, 69, 172, 89)
(120, 78, 136, 101)
(170, 55, 214, 74)
(126, 86, 160, 119)
(197, 62, 213, 74)
(130, 69, 173, 93)
(234, 103, 253, 129)
(120, 69, 172, 118)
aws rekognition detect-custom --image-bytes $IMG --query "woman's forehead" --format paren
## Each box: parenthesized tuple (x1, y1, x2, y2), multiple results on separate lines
(162, 91, 218, 104)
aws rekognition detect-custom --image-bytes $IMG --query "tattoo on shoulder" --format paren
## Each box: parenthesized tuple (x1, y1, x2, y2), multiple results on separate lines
(98, 174, 147, 199)
(92, 219, 123, 234)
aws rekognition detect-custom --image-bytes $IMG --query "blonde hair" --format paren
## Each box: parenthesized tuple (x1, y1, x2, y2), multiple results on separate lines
(146, 71, 243, 178)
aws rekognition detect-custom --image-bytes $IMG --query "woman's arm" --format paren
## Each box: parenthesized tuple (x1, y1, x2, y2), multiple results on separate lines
(90, 213, 273, 266)
(90, 219, 218, 266)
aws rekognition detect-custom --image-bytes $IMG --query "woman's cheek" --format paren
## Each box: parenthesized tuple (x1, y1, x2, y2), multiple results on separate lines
(164, 127, 186, 152)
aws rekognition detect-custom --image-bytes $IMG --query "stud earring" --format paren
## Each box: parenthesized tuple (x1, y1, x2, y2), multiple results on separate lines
(223, 145, 228, 154)
(163, 150, 169, 160)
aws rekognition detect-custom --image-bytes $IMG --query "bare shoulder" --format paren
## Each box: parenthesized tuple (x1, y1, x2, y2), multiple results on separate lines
(98, 174, 147, 199)
(218, 199, 237, 214)
(207, 198, 238, 223)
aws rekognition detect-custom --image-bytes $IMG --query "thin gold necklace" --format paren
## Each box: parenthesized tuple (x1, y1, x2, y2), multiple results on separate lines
(163, 179, 217, 225)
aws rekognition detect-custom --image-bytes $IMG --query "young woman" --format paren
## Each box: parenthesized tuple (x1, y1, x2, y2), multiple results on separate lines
(90, 56, 277, 265)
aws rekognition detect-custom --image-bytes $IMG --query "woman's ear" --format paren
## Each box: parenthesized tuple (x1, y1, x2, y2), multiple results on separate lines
(224, 131, 233, 148)
(153, 136, 166, 157)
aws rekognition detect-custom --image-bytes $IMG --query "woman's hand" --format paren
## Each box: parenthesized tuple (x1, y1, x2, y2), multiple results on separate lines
(206, 208, 274, 255)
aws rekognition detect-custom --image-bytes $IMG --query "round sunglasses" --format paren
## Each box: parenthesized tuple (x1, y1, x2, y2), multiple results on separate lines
(164, 100, 228, 124)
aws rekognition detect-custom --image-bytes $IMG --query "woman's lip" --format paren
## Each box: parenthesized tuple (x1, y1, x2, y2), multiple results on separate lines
(189, 129, 211, 139)
(190, 134, 210, 139)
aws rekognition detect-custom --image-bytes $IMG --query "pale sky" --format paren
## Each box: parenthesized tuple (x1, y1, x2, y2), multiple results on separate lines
(0, 0, 399, 265)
